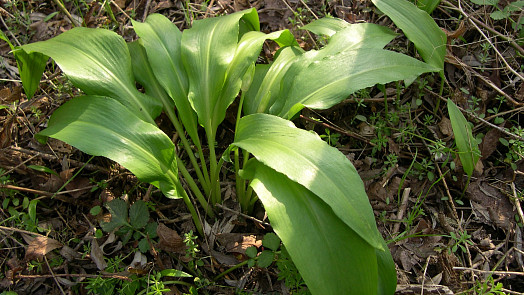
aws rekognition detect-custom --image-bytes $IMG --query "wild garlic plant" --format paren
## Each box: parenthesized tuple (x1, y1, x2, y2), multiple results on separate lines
(17, 0, 447, 293)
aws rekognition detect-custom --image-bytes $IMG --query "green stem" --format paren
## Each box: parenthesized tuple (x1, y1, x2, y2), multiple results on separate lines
(434, 73, 445, 114)
(170, 172, 203, 236)
(213, 260, 249, 282)
(204, 124, 221, 205)
(234, 148, 247, 212)
(165, 107, 209, 193)
(177, 158, 214, 218)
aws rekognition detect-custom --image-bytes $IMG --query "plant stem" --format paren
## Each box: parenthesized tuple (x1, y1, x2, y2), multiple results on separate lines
(170, 172, 203, 236)
(206, 128, 220, 205)
(234, 148, 247, 211)
(213, 260, 249, 281)
(177, 158, 214, 218)
(165, 106, 209, 193)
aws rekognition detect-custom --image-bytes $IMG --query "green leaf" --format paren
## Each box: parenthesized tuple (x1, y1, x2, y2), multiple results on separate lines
(490, 10, 510, 20)
(27, 165, 59, 176)
(127, 41, 173, 109)
(102, 199, 129, 232)
(181, 9, 258, 132)
(90, 206, 102, 216)
(129, 200, 149, 229)
(257, 250, 275, 268)
(245, 246, 257, 258)
(244, 161, 394, 294)
(470, 0, 498, 5)
(372, 0, 447, 70)
(145, 222, 158, 238)
(447, 99, 480, 177)
(132, 14, 199, 145)
(414, 0, 441, 14)
(28, 199, 38, 224)
(21, 27, 162, 123)
(234, 113, 383, 250)
(36, 96, 179, 199)
(301, 17, 350, 37)
(275, 48, 439, 119)
(12, 49, 48, 100)
(1, 32, 46, 100)
(244, 46, 303, 115)
(262, 233, 280, 251)
(159, 269, 193, 278)
(138, 238, 150, 253)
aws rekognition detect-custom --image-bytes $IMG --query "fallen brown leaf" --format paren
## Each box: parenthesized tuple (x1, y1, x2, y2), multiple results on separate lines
(24, 235, 62, 261)
(156, 223, 186, 254)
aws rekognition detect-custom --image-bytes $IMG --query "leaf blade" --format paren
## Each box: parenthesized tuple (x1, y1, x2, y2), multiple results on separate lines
(234, 113, 384, 250)
(244, 161, 389, 294)
(21, 27, 162, 122)
(447, 99, 481, 177)
(371, 0, 447, 70)
(37, 96, 179, 198)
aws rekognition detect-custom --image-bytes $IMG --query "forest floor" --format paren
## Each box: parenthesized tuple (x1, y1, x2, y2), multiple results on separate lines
(1, 0, 524, 294)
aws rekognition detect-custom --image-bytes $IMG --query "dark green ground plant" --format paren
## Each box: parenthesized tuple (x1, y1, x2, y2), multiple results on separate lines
(17, 0, 446, 293)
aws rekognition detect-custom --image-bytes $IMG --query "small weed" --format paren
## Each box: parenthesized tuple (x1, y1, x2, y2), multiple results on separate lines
(499, 126, 524, 170)
(101, 199, 158, 253)
(319, 129, 341, 147)
(471, 0, 524, 33)
(448, 230, 474, 254)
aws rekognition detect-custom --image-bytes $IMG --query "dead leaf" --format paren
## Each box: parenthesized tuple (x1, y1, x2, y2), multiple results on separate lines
(65, 177, 91, 198)
(24, 235, 62, 261)
(216, 233, 262, 254)
(156, 223, 186, 254)
(0, 115, 16, 149)
(90, 239, 107, 270)
(479, 127, 502, 160)
(438, 117, 453, 137)
(467, 179, 514, 229)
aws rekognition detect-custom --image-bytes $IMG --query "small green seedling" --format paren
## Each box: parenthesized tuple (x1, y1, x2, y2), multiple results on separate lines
(101, 199, 158, 253)
(245, 233, 281, 268)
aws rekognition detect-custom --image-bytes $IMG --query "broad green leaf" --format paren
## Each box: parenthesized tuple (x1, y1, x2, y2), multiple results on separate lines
(234, 113, 383, 250)
(268, 22, 410, 117)
(132, 14, 199, 145)
(36, 96, 179, 198)
(447, 99, 480, 177)
(102, 199, 129, 232)
(12, 49, 48, 100)
(181, 8, 259, 132)
(275, 48, 439, 119)
(372, 0, 446, 70)
(304, 21, 398, 54)
(376, 238, 397, 295)
(244, 46, 303, 115)
(21, 27, 162, 123)
(214, 29, 297, 128)
(301, 17, 350, 37)
(243, 161, 391, 295)
(129, 200, 149, 229)
(127, 41, 173, 110)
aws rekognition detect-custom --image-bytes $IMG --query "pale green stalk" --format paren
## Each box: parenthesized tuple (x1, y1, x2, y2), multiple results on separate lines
(177, 158, 214, 218)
